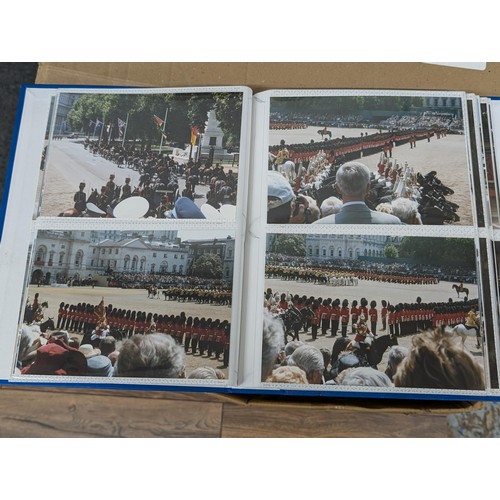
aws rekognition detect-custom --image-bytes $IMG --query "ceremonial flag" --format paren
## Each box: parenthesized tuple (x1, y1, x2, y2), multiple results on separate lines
(190, 126, 199, 146)
(153, 114, 168, 139)
(153, 114, 164, 127)
(94, 298, 107, 324)
(117, 117, 126, 139)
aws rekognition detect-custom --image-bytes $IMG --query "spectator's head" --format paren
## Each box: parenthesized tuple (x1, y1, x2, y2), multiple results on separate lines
(384, 345, 409, 381)
(338, 367, 393, 387)
(335, 162, 371, 200)
(390, 197, 422, 224)
(393, 328, 485, 390)
(262, 309, 285, 381)
(114, 333, 186, 378)
(99, 336, 117, 357)
(188, 367, 226, 380)
(21, 337, 87, 376)
(267, 171, 294, 223)
(288, 345, 325, 384)
(375, 202, 393, 214)
(320, 196, 343, 217)
(169, 197, 206, 219)
(266, 366, 308, 384)
(284, 340, 304, 357)
(320, 347, 331, 370)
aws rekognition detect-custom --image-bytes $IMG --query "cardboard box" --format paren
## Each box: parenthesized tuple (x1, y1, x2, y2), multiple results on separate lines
(22, 62, 499, 436)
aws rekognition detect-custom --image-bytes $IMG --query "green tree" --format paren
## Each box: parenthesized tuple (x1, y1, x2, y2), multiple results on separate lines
(213, 93, 243, 148)
(271, 234, 306, 256)
(67, 91, 244, 150)
(399, 237, 476, 268)
(190, 254, 223, 279)
(384, 244, 399, 259)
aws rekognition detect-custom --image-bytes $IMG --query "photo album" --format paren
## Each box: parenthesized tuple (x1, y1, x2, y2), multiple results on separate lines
(1, 84, 500, 401)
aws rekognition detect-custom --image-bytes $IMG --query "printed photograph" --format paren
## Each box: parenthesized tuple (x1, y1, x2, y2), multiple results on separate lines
(261, 232, 486, 391)
(266, 94, 475, 226)
(37, 90, 244, 221)
(16, 229, 236, 381)
(481, 101, 499, 227)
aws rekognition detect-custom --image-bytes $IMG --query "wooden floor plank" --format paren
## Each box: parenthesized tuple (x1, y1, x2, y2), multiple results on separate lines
(221, 404, 450, 438)
(0, 388, 223, 438)
(0, 385, 235, 403)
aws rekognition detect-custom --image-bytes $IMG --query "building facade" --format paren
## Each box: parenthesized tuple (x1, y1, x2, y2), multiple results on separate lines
(30, 230, 235, 285)
(305, 234, 401, 262)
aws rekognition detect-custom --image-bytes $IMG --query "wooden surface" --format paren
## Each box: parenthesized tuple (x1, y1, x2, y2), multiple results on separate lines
(0, 385, 482, 437)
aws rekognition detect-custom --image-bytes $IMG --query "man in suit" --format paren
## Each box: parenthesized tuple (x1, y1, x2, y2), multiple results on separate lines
(314, 161, 403, 224)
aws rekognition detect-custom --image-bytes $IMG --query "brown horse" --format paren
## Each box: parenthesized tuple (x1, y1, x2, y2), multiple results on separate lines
(452, 284, 469, 298)
(318, 127, 332, 139)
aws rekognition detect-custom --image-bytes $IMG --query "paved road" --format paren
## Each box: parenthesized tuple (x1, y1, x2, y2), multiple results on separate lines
(39, 139, 209, 217)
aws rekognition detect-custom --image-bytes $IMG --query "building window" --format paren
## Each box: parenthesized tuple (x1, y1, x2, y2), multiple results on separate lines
(174, 254, 178, 259)
(209, 136, 217, 146)
(181, 254, 185, 259)
(153, 253, 157, 258)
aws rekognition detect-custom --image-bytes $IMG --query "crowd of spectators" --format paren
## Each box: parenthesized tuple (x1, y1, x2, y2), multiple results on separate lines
(261, 308, 484, 390)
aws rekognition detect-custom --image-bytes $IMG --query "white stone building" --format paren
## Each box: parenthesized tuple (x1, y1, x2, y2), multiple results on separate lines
(30, 230, 235, 284)
(305, 234, 401, 262)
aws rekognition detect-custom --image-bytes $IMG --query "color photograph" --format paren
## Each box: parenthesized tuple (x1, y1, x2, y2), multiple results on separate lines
(267, 93, 475, 226)
(261, 232, 485, 391)
(16, 229, 236, 380)
(37, 90, 245, 221)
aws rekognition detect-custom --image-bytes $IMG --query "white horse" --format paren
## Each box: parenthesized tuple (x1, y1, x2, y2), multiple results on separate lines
(452, 323, 481, 349)
(280, 160, 296, 182)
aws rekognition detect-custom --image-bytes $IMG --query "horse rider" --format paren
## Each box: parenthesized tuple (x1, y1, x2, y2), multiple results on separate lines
(74, 182, 87, 213)
(350, 315, 375, 356)
(118, 176, 132, 202)
(274, 140, 290, 170)
(465, 307, 480, 330)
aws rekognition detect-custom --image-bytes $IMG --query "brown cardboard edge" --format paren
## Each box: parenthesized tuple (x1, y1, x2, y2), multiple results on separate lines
(37, 62, 500, 95)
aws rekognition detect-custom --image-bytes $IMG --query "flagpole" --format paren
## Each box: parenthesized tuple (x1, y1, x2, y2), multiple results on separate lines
(93, 119, 98, 139)
(99, 114, 105, 146)
(122, 112, 130, 148)
(159, 108, 168, 154)
(108, 123, 113, 145)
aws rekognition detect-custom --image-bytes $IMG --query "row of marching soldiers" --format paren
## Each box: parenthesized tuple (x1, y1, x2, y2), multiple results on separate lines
(266, 291, 478, 339)
(56, 301, 230, 366)
(174, 315, 231, 367)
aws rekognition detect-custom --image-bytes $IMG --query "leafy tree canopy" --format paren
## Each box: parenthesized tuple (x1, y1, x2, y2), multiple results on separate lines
(271, 234, 306, 256)
(190, 253, 223, 279)
(398, 237, 476, 268)
(66, 91, 243, 148)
